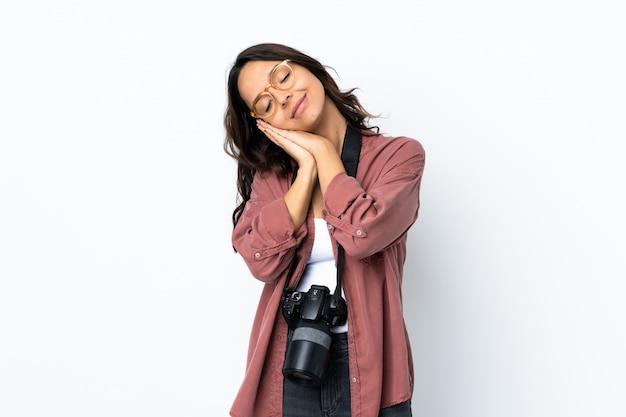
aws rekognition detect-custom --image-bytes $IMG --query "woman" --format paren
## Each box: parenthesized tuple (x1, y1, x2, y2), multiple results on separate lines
(224, 43, 425, 417)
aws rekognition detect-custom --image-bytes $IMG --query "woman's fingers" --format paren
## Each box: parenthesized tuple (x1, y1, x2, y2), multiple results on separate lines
(256, 120, 314, 165)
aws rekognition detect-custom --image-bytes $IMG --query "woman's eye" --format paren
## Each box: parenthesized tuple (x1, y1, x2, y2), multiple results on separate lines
(279, 72, 292, 86)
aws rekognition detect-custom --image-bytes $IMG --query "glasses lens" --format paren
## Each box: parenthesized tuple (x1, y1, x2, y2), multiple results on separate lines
(271, 63, 294, 89)
(253, 92, 274, 118)
(251, 62, 294, 118)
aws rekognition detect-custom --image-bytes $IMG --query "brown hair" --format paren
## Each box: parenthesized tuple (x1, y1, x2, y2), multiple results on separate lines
(223, 43, 378, 227)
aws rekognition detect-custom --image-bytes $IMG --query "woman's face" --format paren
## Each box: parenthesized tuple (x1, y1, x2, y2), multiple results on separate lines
(237, 60, 326, 130)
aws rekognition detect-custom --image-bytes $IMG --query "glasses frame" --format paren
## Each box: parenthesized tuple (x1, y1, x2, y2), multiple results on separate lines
(249, 60, 295, 119)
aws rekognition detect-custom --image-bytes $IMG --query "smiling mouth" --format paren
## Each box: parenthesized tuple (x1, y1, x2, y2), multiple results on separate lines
(292, 94, 306, 118)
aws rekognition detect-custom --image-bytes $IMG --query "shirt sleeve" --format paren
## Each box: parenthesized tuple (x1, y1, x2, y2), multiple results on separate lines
(232, 171, 308, 283)
(322, 136, 426, 259)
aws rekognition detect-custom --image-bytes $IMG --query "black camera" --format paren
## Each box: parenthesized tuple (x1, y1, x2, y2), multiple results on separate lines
(281, 285, 348, 385)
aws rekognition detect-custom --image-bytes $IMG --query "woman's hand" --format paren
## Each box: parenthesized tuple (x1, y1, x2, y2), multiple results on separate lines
(256, 120, 321, 167)
(257, 120, 345, 195)
(256, 120, 320, 228)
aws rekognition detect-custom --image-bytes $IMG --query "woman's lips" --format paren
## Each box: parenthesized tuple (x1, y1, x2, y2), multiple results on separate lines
(292, 94, 306, 118)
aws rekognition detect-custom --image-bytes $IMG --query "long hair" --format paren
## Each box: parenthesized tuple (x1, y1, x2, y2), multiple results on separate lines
(223, 43, 378, 228)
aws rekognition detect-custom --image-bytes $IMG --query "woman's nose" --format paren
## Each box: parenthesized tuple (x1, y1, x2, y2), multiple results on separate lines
(272, 89, 292, 106)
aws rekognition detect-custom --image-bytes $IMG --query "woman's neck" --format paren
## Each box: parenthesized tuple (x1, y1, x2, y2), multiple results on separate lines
(313, 97, 348, 153)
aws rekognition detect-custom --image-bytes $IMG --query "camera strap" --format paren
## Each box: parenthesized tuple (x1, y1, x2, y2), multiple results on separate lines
(333, 126, 361, 306)
(283, 126, 362, 306)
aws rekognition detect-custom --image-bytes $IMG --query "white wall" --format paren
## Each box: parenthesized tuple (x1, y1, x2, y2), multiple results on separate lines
(1, 1, 624, 416)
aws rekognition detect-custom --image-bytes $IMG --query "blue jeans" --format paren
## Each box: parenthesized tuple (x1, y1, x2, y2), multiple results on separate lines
(282, 332, 412, 417)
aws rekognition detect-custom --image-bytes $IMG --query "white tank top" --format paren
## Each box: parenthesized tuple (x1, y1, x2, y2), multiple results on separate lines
(296, 218, 348, 333)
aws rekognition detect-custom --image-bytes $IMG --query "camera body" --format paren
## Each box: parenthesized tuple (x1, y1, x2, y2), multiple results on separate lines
(281, 284, 348, 385)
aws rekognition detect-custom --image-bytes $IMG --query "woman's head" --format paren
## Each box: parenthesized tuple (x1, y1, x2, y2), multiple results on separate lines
(234, 46, 329, 131)
(227, 43, 339, 127)
(238, 59, 326, 130)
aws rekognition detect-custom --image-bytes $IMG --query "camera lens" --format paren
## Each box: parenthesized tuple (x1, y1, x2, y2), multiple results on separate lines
(283, 321, 332, 386)
(288, 372, 316, 384)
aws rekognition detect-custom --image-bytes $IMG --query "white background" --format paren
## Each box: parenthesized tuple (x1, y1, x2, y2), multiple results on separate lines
(1, 1, 624, 416)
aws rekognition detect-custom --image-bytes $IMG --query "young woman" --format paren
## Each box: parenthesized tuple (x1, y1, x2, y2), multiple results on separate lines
(224, 43, 425, 417)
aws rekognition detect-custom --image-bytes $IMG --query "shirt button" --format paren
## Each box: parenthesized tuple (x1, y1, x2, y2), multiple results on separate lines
(351, 377, 357, 383)
(356, 229, 363, 236)
(254, 252, 261, 258)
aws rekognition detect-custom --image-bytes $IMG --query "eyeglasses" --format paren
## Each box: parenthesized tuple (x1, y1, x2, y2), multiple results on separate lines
(250, 60, 295, 119)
